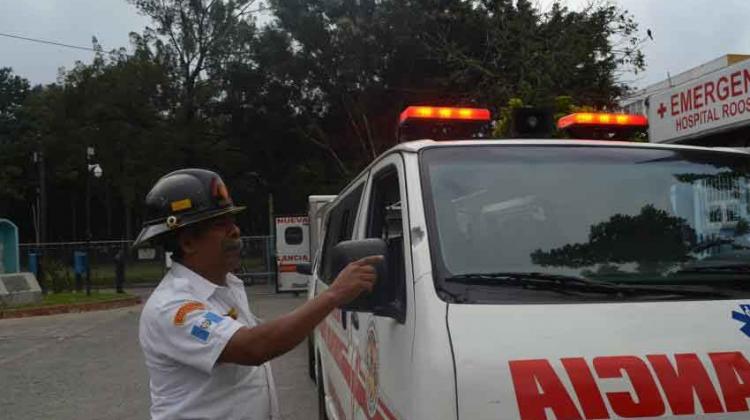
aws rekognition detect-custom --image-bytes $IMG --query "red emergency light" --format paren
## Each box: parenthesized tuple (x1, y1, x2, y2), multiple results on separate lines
(557, 112, 648, 130)
(557, 112, 648, 141)
(399, 106, 491, 124)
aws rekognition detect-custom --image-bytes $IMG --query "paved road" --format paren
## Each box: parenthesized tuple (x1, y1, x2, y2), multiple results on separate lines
(0, 285, 317, 420)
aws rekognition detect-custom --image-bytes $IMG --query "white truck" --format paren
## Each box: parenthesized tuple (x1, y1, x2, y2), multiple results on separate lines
(303, 108, 750, 420)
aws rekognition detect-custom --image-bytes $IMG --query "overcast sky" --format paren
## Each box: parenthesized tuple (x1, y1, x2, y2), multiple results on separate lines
(1, 0, 750, 89)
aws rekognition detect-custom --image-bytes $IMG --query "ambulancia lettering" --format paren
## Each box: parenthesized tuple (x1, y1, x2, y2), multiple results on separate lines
(509, 352, 750, 419)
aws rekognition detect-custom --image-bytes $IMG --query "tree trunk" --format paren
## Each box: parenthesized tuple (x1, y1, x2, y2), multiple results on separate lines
(71, 193, 78, 241)
(125, 200, 133, 241)
(106, 185, 113, 239)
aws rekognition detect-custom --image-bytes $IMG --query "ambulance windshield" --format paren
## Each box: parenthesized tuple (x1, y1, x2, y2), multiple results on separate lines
(421, 145, 750, 299)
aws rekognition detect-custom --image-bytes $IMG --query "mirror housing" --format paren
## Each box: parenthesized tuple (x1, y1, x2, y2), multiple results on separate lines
(330, 238, 403, 322)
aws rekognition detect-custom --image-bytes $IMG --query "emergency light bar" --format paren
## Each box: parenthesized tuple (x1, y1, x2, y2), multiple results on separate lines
(399, 106, 491, 124)
(397, 105, 492, 142)
(557, 113, 648, 130)
(557, 112, 648, 141)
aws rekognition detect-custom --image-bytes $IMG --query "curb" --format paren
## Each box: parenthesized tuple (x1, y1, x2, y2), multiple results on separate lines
(0, 296, 142, 320)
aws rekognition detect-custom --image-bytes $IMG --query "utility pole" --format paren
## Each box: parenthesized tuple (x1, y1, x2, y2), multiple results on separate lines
(84, 146, 103, 297)
(85, 147, 93, 296)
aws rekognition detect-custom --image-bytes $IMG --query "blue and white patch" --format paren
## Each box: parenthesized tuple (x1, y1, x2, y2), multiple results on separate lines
(731, 304, 750, 338)
(189, 311, 225, 342)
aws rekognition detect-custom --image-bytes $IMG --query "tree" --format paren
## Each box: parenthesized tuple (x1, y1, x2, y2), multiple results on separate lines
(267, 0, 646, 176)
(531, 205, 695, 273)
(0, 68, 31, 207)
(128, 0, 265, 163)
(430, 0, 646, 108)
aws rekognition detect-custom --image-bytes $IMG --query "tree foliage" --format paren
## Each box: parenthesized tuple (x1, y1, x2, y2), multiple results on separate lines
(1, 0, 647, 242)
(531, 205, 695, 273)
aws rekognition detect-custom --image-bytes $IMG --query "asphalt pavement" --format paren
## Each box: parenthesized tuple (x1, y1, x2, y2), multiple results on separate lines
(0, 284, 316, 420)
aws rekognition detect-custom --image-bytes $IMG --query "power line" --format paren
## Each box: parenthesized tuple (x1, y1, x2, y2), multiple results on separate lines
(0, 32, 97, 52)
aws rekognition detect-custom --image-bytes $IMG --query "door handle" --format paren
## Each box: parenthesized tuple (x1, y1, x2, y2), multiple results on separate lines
(351, 312, 360, 330)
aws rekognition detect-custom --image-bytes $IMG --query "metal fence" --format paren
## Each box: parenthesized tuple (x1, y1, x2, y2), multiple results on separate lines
(19, 236, 276, 292)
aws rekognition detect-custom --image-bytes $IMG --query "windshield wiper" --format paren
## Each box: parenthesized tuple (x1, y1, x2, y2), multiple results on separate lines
(691, 238, 750, 253)
(446, 272, 729, 298)
(678, 263, 750, 273)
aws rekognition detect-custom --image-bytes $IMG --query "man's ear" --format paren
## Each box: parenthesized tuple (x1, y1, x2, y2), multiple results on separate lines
(178, 230, 199, 257)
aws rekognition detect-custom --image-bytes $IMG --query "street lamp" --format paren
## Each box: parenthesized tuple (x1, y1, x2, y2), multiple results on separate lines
(85, 146, 103, 296)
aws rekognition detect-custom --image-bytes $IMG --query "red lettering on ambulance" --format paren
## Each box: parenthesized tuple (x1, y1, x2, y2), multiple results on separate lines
(509, 359, 582, 420)
(710, 352, 750, 412)
(561, 358, 609, 419)
(593, 356, 665, 418)
(647, 354, 724, 415)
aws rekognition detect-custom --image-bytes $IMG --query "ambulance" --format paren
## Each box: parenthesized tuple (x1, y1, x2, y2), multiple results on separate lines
(275, 215, 310, 293)
(304, 106, 750, 420)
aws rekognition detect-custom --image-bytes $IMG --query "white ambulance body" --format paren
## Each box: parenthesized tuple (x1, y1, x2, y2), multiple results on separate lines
(275, 215, 310, 293)
(309, 139, 750, 420)
(307, 196, 337, 299)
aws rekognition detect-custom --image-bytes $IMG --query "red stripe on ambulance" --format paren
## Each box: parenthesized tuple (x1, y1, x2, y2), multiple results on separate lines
(319, 320, 398, 420)
(509, 352, 750, 420)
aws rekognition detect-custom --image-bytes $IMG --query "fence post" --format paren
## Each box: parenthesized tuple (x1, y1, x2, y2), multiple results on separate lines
(266, 235, 274, 285)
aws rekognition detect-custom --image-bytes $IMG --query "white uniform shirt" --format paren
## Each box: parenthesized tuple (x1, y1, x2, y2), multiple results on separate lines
(139, 262, 280, 420)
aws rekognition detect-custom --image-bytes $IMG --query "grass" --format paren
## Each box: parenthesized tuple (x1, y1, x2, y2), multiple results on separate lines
(3, 291, 134, 311)
(40, 291, 131, 306)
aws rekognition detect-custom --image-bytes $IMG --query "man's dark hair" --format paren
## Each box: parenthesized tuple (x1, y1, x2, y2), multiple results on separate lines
(162, 233, 184, 262)
(161, 221, 214, 262)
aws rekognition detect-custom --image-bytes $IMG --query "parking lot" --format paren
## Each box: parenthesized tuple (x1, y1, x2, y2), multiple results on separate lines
(0, 285, 316, 420)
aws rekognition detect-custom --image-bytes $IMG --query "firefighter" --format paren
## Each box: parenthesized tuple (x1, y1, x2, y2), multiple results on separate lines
(134, 168, 380, 420)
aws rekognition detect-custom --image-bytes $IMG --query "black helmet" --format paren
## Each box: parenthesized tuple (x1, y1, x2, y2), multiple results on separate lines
(133, 169, 245, 247)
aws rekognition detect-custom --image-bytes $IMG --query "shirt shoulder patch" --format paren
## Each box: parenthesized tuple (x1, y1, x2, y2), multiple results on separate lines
(173, 301, 206, 326)
(189, 312, 225, 342)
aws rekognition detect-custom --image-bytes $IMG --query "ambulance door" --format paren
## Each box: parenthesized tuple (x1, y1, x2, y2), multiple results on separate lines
(349, 153, 414, 420)
(316, 184, 366, 420)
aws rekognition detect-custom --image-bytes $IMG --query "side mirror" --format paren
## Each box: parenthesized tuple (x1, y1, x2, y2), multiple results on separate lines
(330, 238, 388, 312)
(296, 263, 312, 275)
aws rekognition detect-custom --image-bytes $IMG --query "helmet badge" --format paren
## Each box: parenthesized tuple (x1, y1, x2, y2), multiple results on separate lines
(166, 215, 179, 229)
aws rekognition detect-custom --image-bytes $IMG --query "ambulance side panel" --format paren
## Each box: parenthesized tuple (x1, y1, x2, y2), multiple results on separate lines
(349, 152, 457, 420)
(313, 179, 368, 420)
(349, 153, 416, 420)
(308, 196, 336, 303)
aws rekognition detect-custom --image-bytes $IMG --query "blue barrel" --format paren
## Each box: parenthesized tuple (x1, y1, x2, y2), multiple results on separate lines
(28, 252, 39, 277)
(74, 251, 88, 276)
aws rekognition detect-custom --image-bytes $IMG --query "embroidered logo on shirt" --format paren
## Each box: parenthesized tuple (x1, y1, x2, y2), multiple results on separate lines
(189, 312, 225, 342)
(173, 301, 206, 326)
(225, 307, 238, 320)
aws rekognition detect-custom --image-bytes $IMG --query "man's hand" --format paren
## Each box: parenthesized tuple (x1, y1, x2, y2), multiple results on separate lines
(219, 254, 383, 366)
(326, 255, 384, 306)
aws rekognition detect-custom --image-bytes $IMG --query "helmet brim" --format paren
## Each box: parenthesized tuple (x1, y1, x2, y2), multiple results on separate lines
(131, 205, 246, 249)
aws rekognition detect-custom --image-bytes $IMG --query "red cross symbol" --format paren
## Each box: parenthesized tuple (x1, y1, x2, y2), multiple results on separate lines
(657, 102, 667, 119)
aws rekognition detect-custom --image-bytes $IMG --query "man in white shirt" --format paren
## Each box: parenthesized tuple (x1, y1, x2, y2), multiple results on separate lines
(134, 169, 380, 420)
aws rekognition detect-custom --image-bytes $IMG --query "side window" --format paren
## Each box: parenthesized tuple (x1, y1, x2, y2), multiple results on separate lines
(367, 167, 406, 307)
(284, 226, 304, 245)
(319, 184, 365, 284)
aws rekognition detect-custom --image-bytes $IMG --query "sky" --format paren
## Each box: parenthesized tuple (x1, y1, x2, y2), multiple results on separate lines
(1, 0, 750, 89)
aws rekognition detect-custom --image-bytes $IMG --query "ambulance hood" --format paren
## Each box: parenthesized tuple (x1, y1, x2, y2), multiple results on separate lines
(448, 299, 750, 420)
